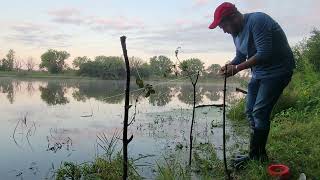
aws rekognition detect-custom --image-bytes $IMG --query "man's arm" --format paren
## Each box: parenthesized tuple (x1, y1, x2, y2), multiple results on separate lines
(221, 56, 257, 77)
(230, 49, 246, 65)
(219, 49, 246, 74)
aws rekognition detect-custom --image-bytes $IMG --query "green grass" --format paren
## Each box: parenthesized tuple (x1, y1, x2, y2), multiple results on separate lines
(155, 157, 191, 180)
(56, 153, 141, 180)
(155, 143, 225, 180)
(156, 70, 320, 179)
(227, 72, 320, 179)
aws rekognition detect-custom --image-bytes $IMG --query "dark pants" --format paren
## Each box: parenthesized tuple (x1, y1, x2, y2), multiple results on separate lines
(246, 73, 292, 131)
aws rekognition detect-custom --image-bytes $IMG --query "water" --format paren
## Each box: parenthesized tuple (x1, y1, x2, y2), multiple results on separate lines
(0, 77, 244, 179)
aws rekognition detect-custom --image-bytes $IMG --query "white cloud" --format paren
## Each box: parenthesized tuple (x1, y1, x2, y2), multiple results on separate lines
(194, 0, 211, 7)
(5, 23, 72, 48)
(48, 8, 145, 32)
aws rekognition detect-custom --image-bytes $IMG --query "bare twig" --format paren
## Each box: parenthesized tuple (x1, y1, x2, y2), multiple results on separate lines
(236, 87, 248, 94)
(195, 104, 225, 108)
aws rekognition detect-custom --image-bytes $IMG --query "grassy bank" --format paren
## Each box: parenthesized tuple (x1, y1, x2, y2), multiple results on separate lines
(156, 30, 320, 179)
(153, 71, 320, 180)
(227, 70, 320, 179)
(53, 71, 319, 179)
(56, 153, 141, 180)
(0, 70, 98, 80)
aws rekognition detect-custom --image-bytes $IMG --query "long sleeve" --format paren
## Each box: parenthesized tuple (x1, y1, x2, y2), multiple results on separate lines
(250, 13, 273, 64)
(231, 49, 246, 65)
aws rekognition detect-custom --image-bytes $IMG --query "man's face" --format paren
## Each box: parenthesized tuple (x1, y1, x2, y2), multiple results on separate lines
(218, 14, 241, 36)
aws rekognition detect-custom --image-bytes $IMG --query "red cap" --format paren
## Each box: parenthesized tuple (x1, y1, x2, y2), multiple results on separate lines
(208, 2, 237, 29)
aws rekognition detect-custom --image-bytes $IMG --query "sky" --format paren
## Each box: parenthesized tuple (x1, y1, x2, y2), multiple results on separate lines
(0, 0, 319, 67)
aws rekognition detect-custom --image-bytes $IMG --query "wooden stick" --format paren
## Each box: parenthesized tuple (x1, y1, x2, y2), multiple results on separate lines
(222, 65, 231, 179)
(189, 71, 200, 166)
(236, 87, 248, 94)
(120, 36, 130, 180)
(195, 104, 225, 108)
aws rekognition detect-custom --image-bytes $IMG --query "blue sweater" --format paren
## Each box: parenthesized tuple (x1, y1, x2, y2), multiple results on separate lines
(231, 12, 295, 79)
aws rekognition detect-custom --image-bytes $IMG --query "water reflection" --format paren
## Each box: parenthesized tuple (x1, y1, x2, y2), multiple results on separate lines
(39, 82, 69, 105)
(27, 82, 35, 97)
(12, 114, 37, 151)
(0, 78, 242, 106)
(46, 128, 73, 153)
(9, 162, 40, 179)
(149, 85, 174, 106)
(72, 81, 125, 104)
(0, 78, 15, 103)
(0, 77, 244, 179)
(178, 84, 204, 105)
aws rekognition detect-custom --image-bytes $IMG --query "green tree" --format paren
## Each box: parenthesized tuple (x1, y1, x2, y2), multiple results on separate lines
(129, 57, 151, 78)
(305, 29, 320, 71)
(0, 58, 5, 71)
(207, 64, 221, 75)
(1, 49, 15, 71)
(139, 62, 151, 78)
(78, 56, 125, 79)
(72, 56, 91, 69)
(179, 58, 204, 76)
(40, 49, 70, 73)
(149, 55, 173, 77)
(293, 29, 320, 72)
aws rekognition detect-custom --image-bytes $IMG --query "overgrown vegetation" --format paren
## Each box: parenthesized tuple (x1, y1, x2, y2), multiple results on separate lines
(56, 131, 141, 180)
(155, 29, 320, 180)
(227, 29, 320, 179)
(155, 143, 225, 180)
(56, 153, 141, 180)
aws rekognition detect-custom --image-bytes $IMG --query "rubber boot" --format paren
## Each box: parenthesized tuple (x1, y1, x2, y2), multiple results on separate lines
(256, 129, 269, 162)
(232, 128, 269, 170)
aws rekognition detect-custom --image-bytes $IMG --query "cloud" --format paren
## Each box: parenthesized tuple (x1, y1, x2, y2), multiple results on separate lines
(48, 8, 145, 31)
(5, 23, 72, 48)
(91, 16, 145, 32)
(48, 8, 81, 17)
(194, 0, 211, 7)
(45, 7, 232, 56)
(128, 20, 234, 55)
(48, 8, 86, 25)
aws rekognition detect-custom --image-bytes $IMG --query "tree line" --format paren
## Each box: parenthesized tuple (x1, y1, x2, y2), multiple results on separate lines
(1, 49, 250, 80)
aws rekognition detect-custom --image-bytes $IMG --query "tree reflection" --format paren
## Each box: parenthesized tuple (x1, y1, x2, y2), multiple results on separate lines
(202, 85, 222, 102)
(26, 81, 35, 96)
(72, 81, 125, 104)
(178, 84, 204, 105)
(0, 78, 15, 103)
(149, 85, 173, 106)
(39, 82, 69, 105)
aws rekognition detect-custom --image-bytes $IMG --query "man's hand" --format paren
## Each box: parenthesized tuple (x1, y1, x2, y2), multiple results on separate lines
(219, 64, 239, 77)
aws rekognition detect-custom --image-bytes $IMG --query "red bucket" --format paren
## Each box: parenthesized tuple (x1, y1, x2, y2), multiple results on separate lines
(268, 164, 290, 179)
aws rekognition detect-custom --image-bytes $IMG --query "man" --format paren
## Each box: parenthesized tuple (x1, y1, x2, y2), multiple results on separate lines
(208, 2, 295, 168)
